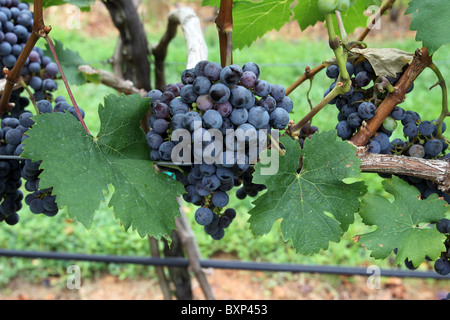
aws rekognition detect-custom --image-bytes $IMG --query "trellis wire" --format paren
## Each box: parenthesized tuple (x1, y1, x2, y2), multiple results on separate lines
(0, 248, 449, 280)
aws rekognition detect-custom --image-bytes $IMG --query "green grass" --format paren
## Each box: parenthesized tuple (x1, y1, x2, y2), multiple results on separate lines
(1, 22, 449, 286)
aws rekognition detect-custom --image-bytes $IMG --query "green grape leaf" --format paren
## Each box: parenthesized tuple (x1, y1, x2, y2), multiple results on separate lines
(21, 94, 184, 240)
(233, 0, 294, 50)
(44, 39, 87, 86)
(405, 0, 450, 54)
(358, 176, 448, 267)
(248, 131, 367, 255)
(293, 0, 379, 33)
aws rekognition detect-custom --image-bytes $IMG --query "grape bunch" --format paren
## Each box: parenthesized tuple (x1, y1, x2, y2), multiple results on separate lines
(146, 60, 292, 240)
(0, 0, 59, 100)
(0, 95, 85, 225)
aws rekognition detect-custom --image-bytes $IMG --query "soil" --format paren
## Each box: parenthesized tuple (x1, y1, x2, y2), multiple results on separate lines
(0, 268, 448, 300)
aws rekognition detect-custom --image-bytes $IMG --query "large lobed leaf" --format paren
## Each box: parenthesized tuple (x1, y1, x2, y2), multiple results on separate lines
(248, 131, 367, 255)
(22, 94, 185, 240)
(405, 0, 450, 54)
(358, 177, 448, 267)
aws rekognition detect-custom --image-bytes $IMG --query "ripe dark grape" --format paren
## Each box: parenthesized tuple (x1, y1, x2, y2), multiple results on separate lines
(0, 94, 86, 227)
(424, 139, 443, 157)
(355, 71, 371, 87)
(147, 60, 291, 240)
(326, 64, 339, 79)
(436, 219, 450, 234)
(418, 120, 435, 136)
(358, 102, 377, 120)
(403, 122, 418, 138)
(336, 120, 353, 140)
(195, 207, 214, 226)
(434, 258, 450, 276)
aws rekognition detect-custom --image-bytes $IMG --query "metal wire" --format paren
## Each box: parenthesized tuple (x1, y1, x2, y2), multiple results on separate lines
(0, 249, 448, 280)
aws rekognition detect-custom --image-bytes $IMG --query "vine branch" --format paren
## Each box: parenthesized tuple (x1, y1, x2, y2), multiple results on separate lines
(78, 65, 145, 96)
(358, 148, 450, 193)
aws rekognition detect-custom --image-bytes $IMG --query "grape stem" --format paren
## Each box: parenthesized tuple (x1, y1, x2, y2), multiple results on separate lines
(334, 10, 348, 61)
(44, 35, 92, 136)
(285, 85, 341, 137)
(429, 63, 449, 139)
(325, 13, 350, 85)
(286, 13, 351, 137)
(0, 0, 45, 116)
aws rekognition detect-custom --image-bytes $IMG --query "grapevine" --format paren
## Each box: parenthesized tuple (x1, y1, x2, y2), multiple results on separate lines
(0, 0, 447, 300)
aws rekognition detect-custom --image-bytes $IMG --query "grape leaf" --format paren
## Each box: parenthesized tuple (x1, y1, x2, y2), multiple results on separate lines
(21, 94, 184, 240)
(358, 176, 448, 267)
(44, 39, 87, 86)
(405, 0, 450, 54)
(293, 0, 379, 33)
(248, 132, 367, 255)
(233, 0, 294, 50)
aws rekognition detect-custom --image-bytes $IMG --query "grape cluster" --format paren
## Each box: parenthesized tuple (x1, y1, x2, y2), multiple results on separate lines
(325, 59, 450, 277)
(325, 59, 450, 201)
(146, 60, 292, 240)
(0, 95, 85, 225)
(0, 0, 59, 98)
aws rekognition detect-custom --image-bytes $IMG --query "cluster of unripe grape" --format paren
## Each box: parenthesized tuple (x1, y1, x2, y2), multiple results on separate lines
(318, 0, 356, 14)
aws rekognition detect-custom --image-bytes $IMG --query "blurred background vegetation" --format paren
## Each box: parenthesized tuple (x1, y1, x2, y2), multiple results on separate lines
(0, 0, 449, 287)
